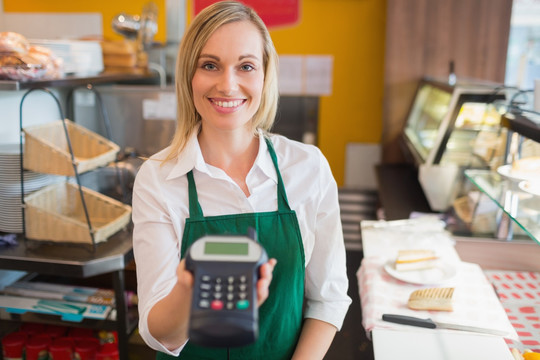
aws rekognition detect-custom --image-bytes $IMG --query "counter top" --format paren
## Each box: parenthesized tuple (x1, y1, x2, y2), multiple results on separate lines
(0, 228, 133, 278)
(358, 218, 519, 359)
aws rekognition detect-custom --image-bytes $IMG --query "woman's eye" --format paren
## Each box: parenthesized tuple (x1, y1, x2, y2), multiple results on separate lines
(202, 63, 217, 70)
(241, 64, 254, 71)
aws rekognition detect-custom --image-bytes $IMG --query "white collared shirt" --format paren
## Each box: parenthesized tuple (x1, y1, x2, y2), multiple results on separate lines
(132, 131, 352, 355)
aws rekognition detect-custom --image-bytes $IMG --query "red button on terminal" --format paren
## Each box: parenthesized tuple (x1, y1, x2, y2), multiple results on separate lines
(211, 300, 223, 310)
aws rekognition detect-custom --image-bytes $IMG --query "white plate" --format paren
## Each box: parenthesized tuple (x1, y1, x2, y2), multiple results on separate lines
(384, 260, 457, 285)
(519, 180, 540, 197)
(497, 164, 538, 182)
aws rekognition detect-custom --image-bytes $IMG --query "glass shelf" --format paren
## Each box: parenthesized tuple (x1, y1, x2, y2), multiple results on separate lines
(464, 169, 540, 244)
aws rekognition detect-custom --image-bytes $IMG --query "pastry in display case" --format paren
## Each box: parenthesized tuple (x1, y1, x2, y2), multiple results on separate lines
(401, 76, 506, 212)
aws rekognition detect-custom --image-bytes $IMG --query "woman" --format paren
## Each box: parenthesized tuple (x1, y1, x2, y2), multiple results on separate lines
(132, 1, 351, 359)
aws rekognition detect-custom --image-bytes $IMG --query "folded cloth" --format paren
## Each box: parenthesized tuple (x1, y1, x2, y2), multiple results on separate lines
(0, 233, 17, 247)
(357, 257, 519, 340)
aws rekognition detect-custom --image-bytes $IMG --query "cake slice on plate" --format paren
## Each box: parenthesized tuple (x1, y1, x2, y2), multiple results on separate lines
(395, 249, 439, 272)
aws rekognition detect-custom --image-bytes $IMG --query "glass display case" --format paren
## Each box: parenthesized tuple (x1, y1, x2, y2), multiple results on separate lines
(403, 81, 453, 165)
(401, 77, 506, 211)
(463, 110, 540, 243)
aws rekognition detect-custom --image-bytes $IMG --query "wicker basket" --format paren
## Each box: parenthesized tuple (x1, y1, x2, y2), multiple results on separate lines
(23, 119, 120, 176)
(24, 182, 132, 244)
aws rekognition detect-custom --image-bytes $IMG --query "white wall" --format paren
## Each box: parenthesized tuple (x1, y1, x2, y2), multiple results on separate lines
(0, 89, 68, 146)
(345, 143, 381, 190)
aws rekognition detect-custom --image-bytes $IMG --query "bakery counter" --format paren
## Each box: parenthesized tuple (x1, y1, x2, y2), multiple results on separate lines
(357, 218, 520, 359)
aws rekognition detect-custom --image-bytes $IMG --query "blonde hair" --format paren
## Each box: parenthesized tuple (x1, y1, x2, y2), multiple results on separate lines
(164, 0, 279, 162)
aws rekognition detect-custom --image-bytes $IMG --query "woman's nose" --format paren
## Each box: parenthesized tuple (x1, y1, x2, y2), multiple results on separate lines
(216, 68, 239, 95)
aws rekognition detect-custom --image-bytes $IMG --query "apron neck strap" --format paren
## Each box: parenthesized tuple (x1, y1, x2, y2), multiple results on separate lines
(186, 136, 292, 218)
(264, 137, 291, 212)
(187, 170, 204, 218)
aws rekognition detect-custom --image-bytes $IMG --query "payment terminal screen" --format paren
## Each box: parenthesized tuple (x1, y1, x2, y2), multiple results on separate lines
(204, 242, 249, 255)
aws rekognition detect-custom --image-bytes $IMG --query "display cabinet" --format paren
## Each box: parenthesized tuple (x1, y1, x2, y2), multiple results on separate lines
(401, 77, 506, 211)
(464, 110, 540, 242)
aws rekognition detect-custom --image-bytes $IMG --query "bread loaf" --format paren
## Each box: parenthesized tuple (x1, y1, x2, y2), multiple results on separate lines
(395, 249, 438, 272)
(408, 287, 454, 311)
(100, 40, 137, 55)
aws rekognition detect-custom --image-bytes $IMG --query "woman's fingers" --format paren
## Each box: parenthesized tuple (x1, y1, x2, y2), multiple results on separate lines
(257, 258, 277, 306)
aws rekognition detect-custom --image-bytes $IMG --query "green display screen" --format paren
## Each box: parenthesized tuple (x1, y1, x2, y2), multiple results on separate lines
(204, 242, 249, 255)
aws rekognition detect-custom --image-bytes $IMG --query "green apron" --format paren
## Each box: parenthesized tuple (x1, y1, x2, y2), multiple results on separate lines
(157, 138, 305, 360)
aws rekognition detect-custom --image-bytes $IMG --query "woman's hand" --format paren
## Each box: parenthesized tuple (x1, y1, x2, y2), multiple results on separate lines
(147, 259, 194, 350)
(256, 258, 277, 307)
(176, 258, 195, 291)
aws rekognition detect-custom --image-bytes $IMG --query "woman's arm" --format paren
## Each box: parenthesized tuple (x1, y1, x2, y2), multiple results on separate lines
(292, 318, 337, 360)
(147, 259, 193, 351)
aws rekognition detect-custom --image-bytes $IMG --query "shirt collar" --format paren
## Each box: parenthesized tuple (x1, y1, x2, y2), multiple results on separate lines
(165, 129, 277, 184)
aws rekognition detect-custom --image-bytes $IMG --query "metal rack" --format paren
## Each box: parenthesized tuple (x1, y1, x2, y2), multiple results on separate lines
(19, 87, 98, 250)
(0, 74, 152, 360)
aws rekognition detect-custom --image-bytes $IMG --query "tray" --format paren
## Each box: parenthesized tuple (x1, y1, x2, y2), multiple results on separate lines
(23, 119, 120, 176)
(24, 181, 131, 244)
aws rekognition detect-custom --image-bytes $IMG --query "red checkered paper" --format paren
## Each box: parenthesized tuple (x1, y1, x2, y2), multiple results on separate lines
(484, 270, 540, 353)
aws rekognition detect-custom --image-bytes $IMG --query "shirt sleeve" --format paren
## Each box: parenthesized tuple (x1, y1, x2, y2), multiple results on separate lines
(132, 160, 187, 356)
(302, 150, 352, 330)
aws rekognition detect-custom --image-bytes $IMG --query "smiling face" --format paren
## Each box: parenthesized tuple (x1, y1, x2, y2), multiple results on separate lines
(192, 20, 265, 134)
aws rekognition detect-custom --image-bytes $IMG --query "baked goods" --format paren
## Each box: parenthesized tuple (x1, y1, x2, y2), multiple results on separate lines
(407, 287, 454, 311)
(395, 249, 438, 272)
(101, 40, 148, 74)
(0, 32, 63, 81)
(512, 157, 540, 178)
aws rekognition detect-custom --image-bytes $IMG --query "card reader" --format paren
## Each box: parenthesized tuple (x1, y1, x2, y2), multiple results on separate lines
(185, 234, 268, 347)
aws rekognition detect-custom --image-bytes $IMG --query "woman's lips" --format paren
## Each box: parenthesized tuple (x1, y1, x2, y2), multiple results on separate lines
(209, 98, 246, 113)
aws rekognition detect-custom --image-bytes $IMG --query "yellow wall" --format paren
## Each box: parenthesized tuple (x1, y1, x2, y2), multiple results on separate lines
(3, 0, 167, 42)
(269, 0, 386, 185)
